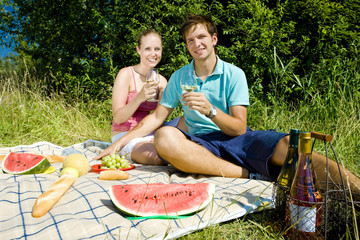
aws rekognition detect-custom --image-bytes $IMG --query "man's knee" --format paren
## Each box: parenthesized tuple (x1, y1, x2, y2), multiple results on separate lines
(269, 135, 289, 166)
(154, 126, 183, 153)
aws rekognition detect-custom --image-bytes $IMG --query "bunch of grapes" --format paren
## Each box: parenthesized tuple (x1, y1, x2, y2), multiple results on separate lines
(101, 153, 131, 169)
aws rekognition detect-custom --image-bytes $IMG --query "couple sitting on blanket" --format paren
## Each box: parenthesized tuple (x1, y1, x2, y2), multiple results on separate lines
(96, 14, 360, 194)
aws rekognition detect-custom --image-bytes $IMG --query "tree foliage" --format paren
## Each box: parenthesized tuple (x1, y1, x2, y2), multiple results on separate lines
(1, 0, 359, 103)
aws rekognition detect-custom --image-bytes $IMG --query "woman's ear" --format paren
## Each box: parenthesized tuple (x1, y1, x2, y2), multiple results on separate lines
(136, 46, 140, 55)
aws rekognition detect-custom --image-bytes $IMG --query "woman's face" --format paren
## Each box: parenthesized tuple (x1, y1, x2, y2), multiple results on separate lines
(136, 33, 162, 68)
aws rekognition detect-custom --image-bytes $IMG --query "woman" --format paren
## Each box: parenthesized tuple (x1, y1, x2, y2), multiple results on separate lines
(111, 29, 185, 165)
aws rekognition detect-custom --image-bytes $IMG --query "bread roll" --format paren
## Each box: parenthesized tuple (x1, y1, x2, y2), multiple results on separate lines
(99, 169, 129, 180)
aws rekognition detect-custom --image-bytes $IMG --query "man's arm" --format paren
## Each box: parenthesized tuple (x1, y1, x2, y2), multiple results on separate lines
(94, 105, 172, 160)
(211, 105, 247, 136)
(182, 92, 247, 136)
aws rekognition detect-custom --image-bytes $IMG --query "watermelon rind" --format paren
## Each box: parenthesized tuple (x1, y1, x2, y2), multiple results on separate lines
(109, 183, 215, 217)
(1, 152, 51, 175)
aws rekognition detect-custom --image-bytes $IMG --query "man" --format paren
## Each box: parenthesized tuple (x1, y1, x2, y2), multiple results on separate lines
(96, 14, 360, 193)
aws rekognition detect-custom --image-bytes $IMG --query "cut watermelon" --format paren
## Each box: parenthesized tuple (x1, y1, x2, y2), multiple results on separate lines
(109, 183, 215, 217)
(2, 152, 51, 174)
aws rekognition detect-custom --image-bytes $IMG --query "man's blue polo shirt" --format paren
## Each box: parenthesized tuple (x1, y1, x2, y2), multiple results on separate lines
(160, 56, 249, 135)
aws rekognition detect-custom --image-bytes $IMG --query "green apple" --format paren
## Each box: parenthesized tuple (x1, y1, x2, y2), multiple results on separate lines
(60, 167, 79, 178)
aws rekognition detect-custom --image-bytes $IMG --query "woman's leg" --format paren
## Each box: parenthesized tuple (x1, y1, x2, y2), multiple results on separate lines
(131, 140, 167, 165)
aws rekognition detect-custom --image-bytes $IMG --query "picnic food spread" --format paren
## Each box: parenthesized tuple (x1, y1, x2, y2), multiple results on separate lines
(1, 151, 215, 220)
(109, 183, 215, 217)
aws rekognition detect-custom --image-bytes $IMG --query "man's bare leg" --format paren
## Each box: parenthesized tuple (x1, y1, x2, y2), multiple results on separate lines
(270, 136, 360, 194)
(154, 126, 249, 177)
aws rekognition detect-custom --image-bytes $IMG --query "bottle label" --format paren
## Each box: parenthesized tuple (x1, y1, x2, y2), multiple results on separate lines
(289, 202, 316, 232)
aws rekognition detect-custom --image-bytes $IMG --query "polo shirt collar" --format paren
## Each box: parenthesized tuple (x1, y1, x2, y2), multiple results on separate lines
(190, 55, 224, 76)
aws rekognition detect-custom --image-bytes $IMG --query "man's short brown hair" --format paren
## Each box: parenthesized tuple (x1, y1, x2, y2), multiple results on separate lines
(180, 14, 218, 42)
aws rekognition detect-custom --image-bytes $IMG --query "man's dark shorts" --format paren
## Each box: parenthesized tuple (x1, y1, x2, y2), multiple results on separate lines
(178, 127, 288, 180)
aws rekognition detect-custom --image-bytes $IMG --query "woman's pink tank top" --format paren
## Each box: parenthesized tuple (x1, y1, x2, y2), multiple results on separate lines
(112, 67, 157, 132)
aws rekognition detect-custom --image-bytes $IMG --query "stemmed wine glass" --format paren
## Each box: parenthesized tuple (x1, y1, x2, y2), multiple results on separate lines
(180, 69, 196, 93)
(146, 68, 160, 102)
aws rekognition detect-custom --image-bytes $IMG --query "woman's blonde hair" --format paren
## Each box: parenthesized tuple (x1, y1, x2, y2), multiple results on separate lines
(137, 29, 162, 47)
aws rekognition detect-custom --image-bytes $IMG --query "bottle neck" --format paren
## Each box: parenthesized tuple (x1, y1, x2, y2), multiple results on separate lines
(300, 139, 311, 154)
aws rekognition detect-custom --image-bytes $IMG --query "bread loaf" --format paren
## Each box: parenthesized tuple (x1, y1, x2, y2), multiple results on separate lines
(99, 169, 129, 180)
(32, 173, 76, 218)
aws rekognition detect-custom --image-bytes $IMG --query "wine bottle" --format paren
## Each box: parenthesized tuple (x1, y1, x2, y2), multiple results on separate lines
(275, 129, 300, 220)
(287, 132, 323, 239)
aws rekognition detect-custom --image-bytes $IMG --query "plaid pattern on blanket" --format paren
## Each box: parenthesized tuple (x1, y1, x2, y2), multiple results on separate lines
(0, 140, 273, 239)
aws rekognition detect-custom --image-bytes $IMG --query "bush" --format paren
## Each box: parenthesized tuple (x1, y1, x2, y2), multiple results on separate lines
(1, 0, 359, 105)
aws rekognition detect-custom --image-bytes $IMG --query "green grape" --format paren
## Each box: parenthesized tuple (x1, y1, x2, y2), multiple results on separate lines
(102, 153, 131, 169)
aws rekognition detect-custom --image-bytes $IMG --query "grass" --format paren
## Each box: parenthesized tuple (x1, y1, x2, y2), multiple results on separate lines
(1, 60, 359, 239)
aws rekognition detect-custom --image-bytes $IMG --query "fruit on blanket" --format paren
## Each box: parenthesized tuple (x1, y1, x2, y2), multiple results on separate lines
(60, 167, 79, 178)
(1, 152, 51, 174)
(101, 153, 130, 169)
(63, 153, 89, 176)
(43, 166, 56, 174)
(109, 183, 215, 217)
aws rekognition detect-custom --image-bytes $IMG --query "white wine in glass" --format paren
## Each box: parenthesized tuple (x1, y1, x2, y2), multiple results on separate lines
(146, 68, 160, 102)
(180, 70, 196, 93)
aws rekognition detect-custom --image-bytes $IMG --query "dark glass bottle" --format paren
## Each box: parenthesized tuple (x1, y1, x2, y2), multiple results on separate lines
(278, 129, 300, 187)
(288, 132, 323, 239)
(275, 129, 300, 220)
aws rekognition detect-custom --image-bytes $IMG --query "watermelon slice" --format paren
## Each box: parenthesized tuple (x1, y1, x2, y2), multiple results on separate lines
(109, 183, 215, 217)
(1, 152, 51, 174)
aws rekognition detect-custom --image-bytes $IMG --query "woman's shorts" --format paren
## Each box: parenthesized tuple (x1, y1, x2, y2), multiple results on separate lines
(180, 127, 288, 180)
(111, 117, 181, 161)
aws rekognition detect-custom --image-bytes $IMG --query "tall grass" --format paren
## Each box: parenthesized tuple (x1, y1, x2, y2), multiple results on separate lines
(0, 57, 359, 239)
(0, 59, 112, 147)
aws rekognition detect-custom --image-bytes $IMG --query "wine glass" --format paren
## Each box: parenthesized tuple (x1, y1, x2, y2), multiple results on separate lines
(146, 68, 160, 102)
(180, 69, 197, 93)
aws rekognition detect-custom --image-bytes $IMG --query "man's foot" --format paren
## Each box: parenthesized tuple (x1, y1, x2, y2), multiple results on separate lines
(249, 172, 273, 181)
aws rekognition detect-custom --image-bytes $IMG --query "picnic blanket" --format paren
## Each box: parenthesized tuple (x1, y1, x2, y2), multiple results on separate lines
(0, 140, 274, 240)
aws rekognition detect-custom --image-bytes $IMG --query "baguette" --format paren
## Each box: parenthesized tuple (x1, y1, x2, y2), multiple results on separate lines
(32, 173, 77, 218)
(99, 169, 129, 180)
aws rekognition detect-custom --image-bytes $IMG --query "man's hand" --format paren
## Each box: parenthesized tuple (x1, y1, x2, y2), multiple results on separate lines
(181, 92, 212, 116)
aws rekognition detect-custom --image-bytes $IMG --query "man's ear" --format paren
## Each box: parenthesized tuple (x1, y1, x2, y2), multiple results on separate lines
(212, 33, 218, 46)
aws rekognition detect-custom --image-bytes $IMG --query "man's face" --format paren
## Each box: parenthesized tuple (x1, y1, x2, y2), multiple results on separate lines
(184, 24, 217, 61)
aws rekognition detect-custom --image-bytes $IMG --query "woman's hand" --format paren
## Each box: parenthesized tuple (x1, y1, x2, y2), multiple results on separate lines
(93, 143, 122, 160)
(138, 81, 158, 101)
